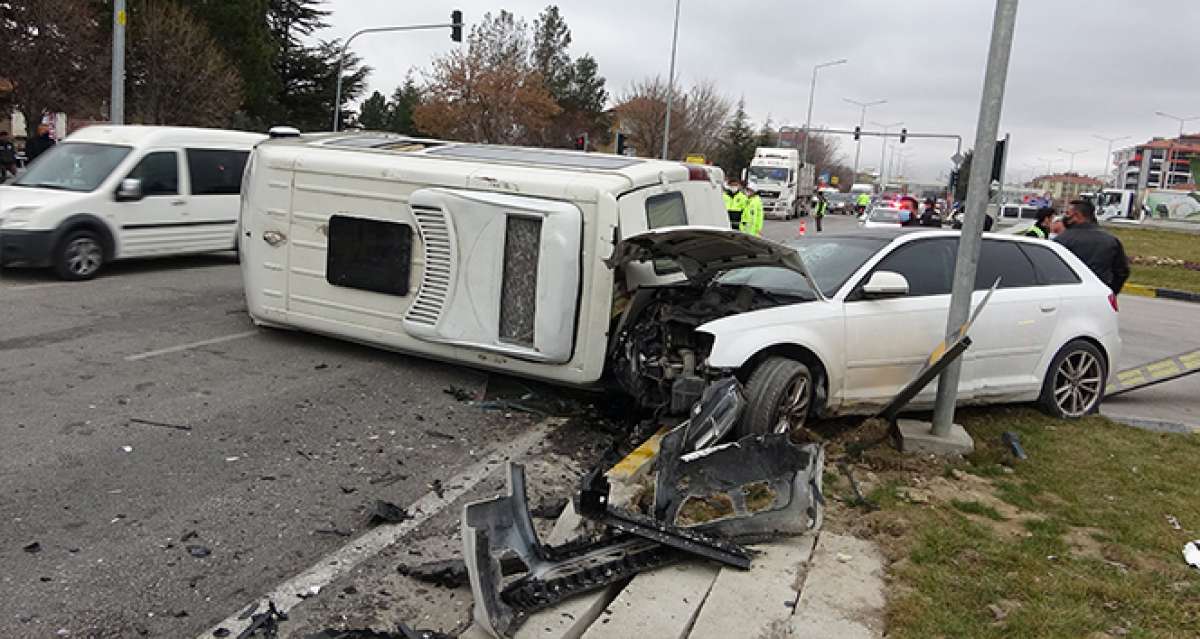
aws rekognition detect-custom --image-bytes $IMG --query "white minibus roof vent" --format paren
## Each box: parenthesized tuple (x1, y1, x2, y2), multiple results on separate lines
(268, 126, 301, 139)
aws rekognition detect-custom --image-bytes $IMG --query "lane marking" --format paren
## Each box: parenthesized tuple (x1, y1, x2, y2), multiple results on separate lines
(124, 330, 259, 361)
(197, 420, 553, 639)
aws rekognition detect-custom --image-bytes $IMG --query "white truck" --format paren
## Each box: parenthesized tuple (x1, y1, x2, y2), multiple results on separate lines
(1092, 188, 1200, 223)
(744, 147, 813, 220)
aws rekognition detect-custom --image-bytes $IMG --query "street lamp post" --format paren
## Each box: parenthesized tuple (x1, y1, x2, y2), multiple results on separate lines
(1057, 147, 1087, 174)
(871, 120, 903, 188)
(844, 98, 886, 183)
(1036, 156, 1062, 175)
(661, 0, 683, 160)
(111, 0, 126, 125)
(800, 59, 848, 170)
(1092, 134, 1130, 187)
(1154, 111, 1200, 138)
(332, 15, 463, 132)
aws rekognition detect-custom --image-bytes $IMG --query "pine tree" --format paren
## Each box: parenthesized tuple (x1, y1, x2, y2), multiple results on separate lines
(386, 76, 423, 135)
(174, 0, 275, 123)
(715, 99, 756, 179)
(531, 5, 572, 101)
(357, 91, 389, 130)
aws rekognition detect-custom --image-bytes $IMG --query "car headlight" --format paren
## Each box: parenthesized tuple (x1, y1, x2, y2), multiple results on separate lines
(0, 206, 41, 228)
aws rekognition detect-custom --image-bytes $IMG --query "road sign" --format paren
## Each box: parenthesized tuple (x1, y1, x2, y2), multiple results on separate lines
(831, 176, 840, 185)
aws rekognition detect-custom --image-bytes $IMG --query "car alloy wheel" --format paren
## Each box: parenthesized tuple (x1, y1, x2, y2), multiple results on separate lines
(774, 373, 811, 434)
(65, 237, 103, 278)
(1052, 349, 1103, 418)
(740, 356, 815, 438)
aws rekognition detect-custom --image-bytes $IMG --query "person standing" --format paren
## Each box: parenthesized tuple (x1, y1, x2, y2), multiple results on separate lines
(1055, 199, 1130, 294)
(1021, 207, 1056, 239)
(0, 131, 17, 181)
(855, 191, 870, 216)
(813, 191, 828, 232)
(725, 181, 746, 229)
(26, 124, 55, 163)
(740, 186, 764, 236)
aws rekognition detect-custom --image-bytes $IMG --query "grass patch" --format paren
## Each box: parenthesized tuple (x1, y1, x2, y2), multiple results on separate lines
(1124, 263, 1200, 293)
(1110, 227, 1200, 293)
(881, 407, 1200, 638)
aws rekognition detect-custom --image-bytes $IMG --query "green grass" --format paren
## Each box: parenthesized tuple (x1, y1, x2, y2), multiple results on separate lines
(884, 407, 1200, 639)
(1124, 263, 1200, 293)
(1110, 227, 1200, 293)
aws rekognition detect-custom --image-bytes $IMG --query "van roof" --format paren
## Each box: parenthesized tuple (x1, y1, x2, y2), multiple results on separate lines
(66, 125, 266, 148)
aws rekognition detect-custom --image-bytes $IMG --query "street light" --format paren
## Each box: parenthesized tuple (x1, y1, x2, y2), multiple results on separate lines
(331, 12, 464, 131)
(1154, 111, 1200, 138)
(1056, 147, 1087, 174)
(800, 58, 848, 170)
(844, 97, 886, 182)
(871, 120, 903, 188)
(1092, 134, 1130, 187)
(661, 0, 683, 160)
(1036, 156, 1062, 175)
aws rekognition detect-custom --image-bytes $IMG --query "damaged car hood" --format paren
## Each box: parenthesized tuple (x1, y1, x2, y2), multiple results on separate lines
(609, 226, 823, 298)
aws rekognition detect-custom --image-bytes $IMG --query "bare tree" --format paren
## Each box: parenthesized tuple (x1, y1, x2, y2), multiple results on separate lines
(614, 76, 731, 160)
(126, 2, 243, 126)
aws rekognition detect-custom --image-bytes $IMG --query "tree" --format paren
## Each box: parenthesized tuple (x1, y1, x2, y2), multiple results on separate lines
(615, 76, 731, 160)
(955, 150, 974, 201)
(385, 76, 423, 135)
(175, 0, 275, 123)
(755, 117, 776, 149)
(1, 0, 107, 137)
(530, 5, 571, 100)
(526, 6, 609, 149)
(357, 90, 389, 130)
(714, 99, 756, 179)
(414, 11, 559, 144)
(125, 2, 243, 126)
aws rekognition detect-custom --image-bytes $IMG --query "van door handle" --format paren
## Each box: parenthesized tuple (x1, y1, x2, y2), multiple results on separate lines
(1039, 304, 1056, 313)
(171, 200, 186, 206)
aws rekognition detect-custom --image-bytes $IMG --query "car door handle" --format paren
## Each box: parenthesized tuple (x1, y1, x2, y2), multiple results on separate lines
(1039, 304, 1057, 313)
(171, 200, 186, 206)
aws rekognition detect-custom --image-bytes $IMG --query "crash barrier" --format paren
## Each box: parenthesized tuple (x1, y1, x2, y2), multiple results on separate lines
(1122, 283, 1200, 304)
(1105, 348, 1200, 397)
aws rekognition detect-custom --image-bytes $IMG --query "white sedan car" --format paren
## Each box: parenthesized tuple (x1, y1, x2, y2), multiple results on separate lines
(859, 206, 911, 228)
(610, 228, 1120, 436)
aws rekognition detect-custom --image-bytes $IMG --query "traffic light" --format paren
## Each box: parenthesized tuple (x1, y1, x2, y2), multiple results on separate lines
(574, 132, 588, 151)
(949, 170, 960, 189)
(450, 10, 463, 42)
(853, 126, 861, 141)
(991, 138, 1007, 182)
(899, 128, 907, 143)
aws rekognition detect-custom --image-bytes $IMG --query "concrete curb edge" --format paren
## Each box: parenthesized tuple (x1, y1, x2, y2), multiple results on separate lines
(1123, 283, 1200, 304)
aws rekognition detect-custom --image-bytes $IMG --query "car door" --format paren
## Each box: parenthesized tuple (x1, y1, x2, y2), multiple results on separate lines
(841, 237, 958, 408)
(185, 148, 250, 251)
(115, 149, 189, 257)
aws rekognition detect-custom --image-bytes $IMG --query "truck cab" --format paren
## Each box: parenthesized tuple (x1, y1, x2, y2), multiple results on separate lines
(745, 147, 807, 220)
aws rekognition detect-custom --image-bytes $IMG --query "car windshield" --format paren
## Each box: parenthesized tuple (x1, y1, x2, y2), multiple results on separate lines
(13, 142, 132, 192)
(868, 207, 905, 223)
(748, 166, 789, 182)
(715, 237, 888, 298)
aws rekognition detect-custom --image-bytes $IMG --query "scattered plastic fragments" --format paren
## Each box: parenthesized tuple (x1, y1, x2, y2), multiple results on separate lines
(1001, 431, 1027, 460)
(238, 599, 287, 637)
(187, 545, 211, 558)
(1185, 540, 1200, 571)
(23, 541, 41, 554)
(367, 500, 409, 526)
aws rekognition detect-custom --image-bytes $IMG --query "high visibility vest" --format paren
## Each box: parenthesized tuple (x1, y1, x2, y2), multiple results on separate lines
(723, 192, 734, 210)
(1022, 225, 1047, 239)
(856, 193, 871, 206)
(740, 196, 764, 236)
(731, 191, 748, 212)
(814, 200, 828, 217)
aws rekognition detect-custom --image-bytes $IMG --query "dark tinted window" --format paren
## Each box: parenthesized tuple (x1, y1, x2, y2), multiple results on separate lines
(326, 215, 412, 296)
(128, 151, 178, 195)
(1020, 243, 1081, 285)
(187, 149, 249, 195)
(975, 239, 1037, 289)
(646, 192, 687, 228)
(870, 238, 957, 296)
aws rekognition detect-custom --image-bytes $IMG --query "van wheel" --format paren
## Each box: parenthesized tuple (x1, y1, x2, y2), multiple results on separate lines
(54, 230, 104, 281)
(738, 357, 813, 438)
(1038, 340, 1106, 419)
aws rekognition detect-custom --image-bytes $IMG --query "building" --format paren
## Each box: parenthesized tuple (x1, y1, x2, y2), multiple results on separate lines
(1113, 133, 1200, 191)
(1030, 173, 1103, 206)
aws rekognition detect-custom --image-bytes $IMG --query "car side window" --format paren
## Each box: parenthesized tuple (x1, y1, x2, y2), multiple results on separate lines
(127, 151, 178, 196)
(975, 239, 1037, 289)
(1020, 243, 1082, 285)
(869, 238, 957, 296)
(186, 149, 250, 195)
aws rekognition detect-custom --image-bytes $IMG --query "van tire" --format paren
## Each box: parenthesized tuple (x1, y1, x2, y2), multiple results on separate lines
(738, 356, 813, 438)
(54, 229, 105, 281)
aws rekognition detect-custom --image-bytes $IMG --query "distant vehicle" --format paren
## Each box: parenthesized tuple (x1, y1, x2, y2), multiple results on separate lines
(744, 147, 812, 220)
(989, 203, 1042, 229)
(826, 192, 856, 214)
(859, 206, 910, 228)
(0, 125, 265, 280)
(1091, 188, 1200, 223)
(849, 183, 875, 195)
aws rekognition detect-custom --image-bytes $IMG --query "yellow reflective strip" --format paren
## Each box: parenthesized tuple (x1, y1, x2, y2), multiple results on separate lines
(608, 427, 668, 481)
(1148, 360, 1180, 374)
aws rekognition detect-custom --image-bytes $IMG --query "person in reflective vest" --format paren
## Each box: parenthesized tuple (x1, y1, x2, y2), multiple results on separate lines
(855, 191, 871, 215)
(725, 181, 746, 229)
(740, 187, 764, 236)
(1022, 207, 1056, 239)
(813, 191, 828, 232)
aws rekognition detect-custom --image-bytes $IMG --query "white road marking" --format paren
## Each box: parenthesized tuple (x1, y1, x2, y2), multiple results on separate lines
(124, 330, 259, 361)
(197, 421, 553, 639)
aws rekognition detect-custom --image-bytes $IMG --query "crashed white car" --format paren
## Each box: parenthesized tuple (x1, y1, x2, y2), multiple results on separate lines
(609, 227, 1121, 435)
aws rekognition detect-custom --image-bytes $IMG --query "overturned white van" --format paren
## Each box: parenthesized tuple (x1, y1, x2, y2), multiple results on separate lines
(239, 133, 730, 388)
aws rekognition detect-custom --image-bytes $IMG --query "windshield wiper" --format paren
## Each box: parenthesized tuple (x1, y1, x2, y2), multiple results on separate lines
(16, 182, 71, 191)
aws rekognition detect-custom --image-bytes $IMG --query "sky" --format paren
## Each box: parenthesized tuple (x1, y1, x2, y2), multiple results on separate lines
(322, 0, 1200, 184)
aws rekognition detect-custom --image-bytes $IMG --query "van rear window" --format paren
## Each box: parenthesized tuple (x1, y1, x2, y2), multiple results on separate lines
(326, 215, 412, 296)
(645, 192, 687, 275)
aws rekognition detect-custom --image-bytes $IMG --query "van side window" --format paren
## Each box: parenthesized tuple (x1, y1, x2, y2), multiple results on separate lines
(187, 149, 250, 195)
(646, 192, 687, 228)
(128, 151, 178, 196)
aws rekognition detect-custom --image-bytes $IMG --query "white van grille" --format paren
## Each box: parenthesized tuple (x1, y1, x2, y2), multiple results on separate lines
(406, 206, 454, 326)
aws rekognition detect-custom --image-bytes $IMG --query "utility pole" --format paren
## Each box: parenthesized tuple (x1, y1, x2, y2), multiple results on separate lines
(1154, 111, 1200, 138)
(1093, 134, 1129, 187)
(930, 0, 1020, 442)
(872, 120, 903, 188)
(800, 59, 848, 170)
(1036, 156, 1061, 175)
(111, 0, 126, 125)
(1057, 147, 1087, 174)
(844, 98, 886, 183)
(661, 0, 682, 160)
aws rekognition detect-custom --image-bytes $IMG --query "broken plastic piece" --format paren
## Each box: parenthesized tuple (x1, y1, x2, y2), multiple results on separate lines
(368, 500, 409, 526)
(1185, 540, 1200, 571)
(680, 377, 745, 452)
(1001, 431, 1027, 460)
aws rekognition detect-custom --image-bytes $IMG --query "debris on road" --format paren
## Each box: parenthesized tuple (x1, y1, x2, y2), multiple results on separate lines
(187, 544, 211, 558)
(442, 385, 475, 402)
(22, 541, 41, 554)
(529, 496, 568, 520)
(1166, 514, 1182, 531)
(397, 558, 470, 588)
(238, 599, 288, 637)
(121, 446, 133, 453)
(128, 417, 192, 432)
(367, 500, 409, 526)
(1185, 540, 1200, 571)
(303, 623, 452, 638)
(1001, 431, 1028, 460)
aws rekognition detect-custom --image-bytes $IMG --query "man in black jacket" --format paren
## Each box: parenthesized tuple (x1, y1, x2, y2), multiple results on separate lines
(26, 124, 55, 163)
(1055, 199, 1130, 294)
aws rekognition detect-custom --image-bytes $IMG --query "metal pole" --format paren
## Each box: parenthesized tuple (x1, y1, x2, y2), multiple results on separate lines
(931, 0, 1020, 437)
(844, 98, 885, 183)
(872, 121, 902, 189)
(111, 0, 126, 125)
(661, 0, 682, 160)
(800, 59, 847, 169)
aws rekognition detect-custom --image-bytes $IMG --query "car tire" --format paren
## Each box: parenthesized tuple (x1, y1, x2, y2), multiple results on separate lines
(738, 356, 814, 438)
(54, 229, 105, 281)
(1038, 339, 1106, 419)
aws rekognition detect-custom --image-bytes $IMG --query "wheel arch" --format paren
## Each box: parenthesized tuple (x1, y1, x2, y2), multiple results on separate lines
(736, 343, 831, 416)
(54, 213, 117, 260)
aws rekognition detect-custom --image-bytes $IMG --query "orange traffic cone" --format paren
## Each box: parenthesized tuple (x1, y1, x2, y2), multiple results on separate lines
(798, 220, 807, 237)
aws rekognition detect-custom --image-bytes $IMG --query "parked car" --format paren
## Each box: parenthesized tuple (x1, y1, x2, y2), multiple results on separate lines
(859, 206, 909, 228)
(0, 125, 265, 280)
(610, 228, 1120, 434)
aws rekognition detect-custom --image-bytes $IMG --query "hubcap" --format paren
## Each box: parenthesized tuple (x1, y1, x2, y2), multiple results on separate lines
(65, 238, 102, 277)
(773, 374, 811, 434)
(1053, 350, 1103, 417)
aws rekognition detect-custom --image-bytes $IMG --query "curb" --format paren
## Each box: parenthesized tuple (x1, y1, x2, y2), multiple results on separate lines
(1123, 283, 1200, 303)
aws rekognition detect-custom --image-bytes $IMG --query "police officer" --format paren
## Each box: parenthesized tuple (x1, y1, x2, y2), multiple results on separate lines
(724, 180, 746, 229)
(1021, 207, 1056, 239)
(813, 191, 828, 232)
(855, 191, 871, 215)
(740, 186, 764, 236)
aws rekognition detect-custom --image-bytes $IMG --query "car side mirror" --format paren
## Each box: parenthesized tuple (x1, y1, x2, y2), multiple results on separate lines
(862, 270, 909, 298)
(116, 178, 143, 202)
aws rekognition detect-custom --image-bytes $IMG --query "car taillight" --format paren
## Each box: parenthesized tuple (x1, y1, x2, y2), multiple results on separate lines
(1108, 293, 1119, 312)
(686, 165, 709, 181)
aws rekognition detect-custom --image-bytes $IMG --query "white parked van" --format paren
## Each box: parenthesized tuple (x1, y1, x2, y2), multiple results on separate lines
(240, 133, 730, 388)
(0, 126, 265, 279)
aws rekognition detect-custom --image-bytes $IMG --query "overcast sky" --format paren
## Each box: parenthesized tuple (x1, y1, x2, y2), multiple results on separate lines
(323, 0, 1199, 183)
